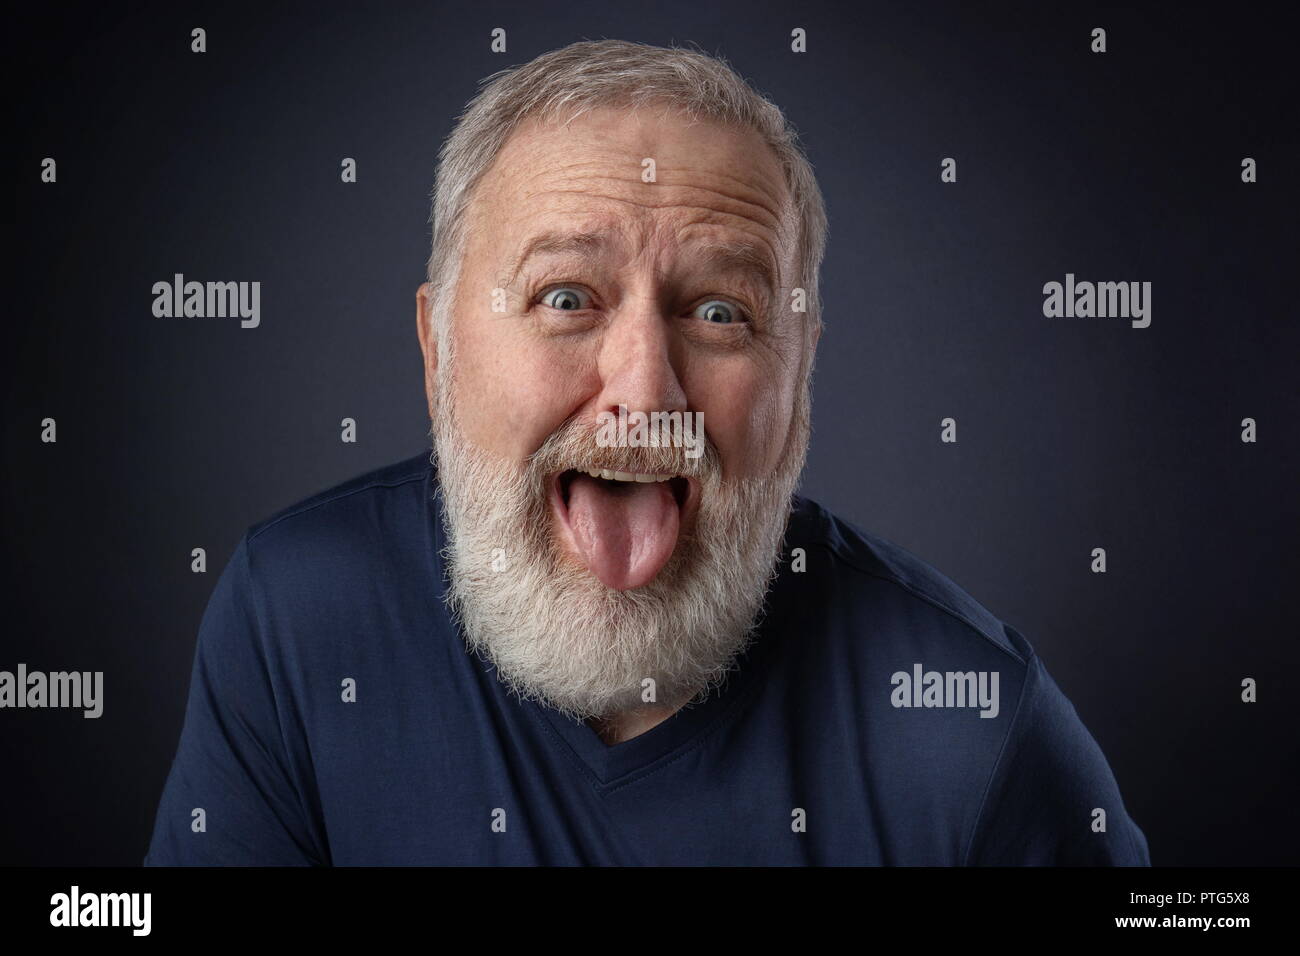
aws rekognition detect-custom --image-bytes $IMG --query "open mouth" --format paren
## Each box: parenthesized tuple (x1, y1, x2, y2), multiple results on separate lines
(551, 469, 695, 591)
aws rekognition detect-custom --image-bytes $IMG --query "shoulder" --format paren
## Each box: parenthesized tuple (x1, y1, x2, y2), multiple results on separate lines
(244, 452, 432, 559)
(785, 495, 1027, 668)
(783, 497, 1148, 864)
(236, 452, 436, 614)
(248, 453, 431, 546)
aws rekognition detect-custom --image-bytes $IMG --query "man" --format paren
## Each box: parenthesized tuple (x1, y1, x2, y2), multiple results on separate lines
(145, 40, 1149, 865)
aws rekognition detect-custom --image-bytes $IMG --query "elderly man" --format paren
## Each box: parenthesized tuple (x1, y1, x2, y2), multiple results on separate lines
(145, 40, 1149, 865)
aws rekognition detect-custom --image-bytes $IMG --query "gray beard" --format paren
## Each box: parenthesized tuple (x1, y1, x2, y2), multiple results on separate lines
(431, 374, 809, 720)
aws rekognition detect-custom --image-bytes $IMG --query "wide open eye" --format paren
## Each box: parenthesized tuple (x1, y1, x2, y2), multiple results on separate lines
(540, 286, 593, 311)
(692, 299, 747, 324)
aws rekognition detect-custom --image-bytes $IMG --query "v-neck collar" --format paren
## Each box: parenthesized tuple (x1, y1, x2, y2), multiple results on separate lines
(520, 634, 772, 787)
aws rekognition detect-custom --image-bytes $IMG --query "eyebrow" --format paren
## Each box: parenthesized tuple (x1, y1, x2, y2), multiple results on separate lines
(501, 231, 611, 289)
(501, 230, 781, 297)
(693, 238, 781, 297)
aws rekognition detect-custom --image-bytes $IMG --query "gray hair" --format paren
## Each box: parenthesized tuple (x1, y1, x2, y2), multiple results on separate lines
(423, 39, 828, 355)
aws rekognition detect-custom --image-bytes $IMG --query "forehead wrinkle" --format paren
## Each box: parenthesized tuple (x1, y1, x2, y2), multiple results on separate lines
(506, 146, 789, 223)
(547, 159, 786, 220)
(659, 162, 788, 222)
(492, 109, 791, 217)
(516, 188, 784, 259)
(518, 175, 785, 236)
(487, 126, 795, 264)
(499, 201, 788, 295)
(509, 117, 786, 191)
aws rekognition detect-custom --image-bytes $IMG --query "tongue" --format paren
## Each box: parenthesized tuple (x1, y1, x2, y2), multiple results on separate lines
(565, 475, 680, 591)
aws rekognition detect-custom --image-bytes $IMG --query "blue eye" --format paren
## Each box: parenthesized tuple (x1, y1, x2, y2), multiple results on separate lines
(694, 300, 743, 324)
(541, 287, 591, 311)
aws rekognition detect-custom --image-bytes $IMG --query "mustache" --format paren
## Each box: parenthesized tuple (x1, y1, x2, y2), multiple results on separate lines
(526, 414, 720, 487)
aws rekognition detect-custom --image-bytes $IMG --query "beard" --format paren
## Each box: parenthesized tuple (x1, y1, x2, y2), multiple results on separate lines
(431, 364, 810, 721)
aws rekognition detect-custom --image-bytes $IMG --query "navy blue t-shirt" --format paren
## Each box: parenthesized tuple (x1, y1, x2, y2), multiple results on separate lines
(144, 453, 1150, 865)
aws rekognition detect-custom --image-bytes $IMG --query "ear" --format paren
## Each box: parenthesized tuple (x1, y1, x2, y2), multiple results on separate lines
(416, 282, 438, 422)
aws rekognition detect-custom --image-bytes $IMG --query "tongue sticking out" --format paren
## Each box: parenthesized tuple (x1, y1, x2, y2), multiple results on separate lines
(565, 474, 680, 591)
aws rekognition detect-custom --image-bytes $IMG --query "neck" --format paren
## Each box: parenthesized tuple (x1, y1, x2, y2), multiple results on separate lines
(588, 702, 681, 745)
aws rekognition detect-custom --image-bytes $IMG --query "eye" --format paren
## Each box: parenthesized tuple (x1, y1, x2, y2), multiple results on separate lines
(692, 299, 746, 324)
(539, 286, 593, 311)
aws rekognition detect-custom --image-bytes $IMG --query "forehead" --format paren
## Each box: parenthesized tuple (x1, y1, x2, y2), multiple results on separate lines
(467, 105, 796, 275)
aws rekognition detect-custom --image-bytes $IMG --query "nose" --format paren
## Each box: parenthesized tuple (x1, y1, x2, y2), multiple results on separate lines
(594, 297, 689, 418)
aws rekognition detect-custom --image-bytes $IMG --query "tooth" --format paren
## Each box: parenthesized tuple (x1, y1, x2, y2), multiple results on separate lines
(612, 471, 634, 482)
(633, 473, 655, 483)
(600, 469, 615, 480)
(586, 469, 602, 478)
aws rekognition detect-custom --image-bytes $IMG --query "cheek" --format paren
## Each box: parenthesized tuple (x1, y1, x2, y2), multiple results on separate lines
(450, 316, 594, 458)
(692, 360, 796, 478)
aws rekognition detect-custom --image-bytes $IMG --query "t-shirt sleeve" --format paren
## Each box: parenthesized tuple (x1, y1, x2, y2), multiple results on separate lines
(964, 630, 1151, 866)
(143, 534, 327, 865)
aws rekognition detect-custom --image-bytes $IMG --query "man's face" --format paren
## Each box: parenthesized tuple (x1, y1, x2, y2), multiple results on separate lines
(418, 105, 815, 718)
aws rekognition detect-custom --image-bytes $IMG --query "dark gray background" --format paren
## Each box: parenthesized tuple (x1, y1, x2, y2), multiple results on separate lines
(5, 0, 1297, 866)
